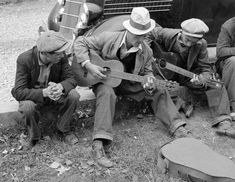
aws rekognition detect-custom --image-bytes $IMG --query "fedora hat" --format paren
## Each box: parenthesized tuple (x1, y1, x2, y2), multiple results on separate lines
(181, 18, 209, 38)
(123, 7, 155, 35)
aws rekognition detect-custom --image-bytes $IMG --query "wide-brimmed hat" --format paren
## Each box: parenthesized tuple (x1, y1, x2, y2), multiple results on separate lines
(36, 31, 71, 53)
(181, 18, 209, 38)
(123, 7, 155, 35)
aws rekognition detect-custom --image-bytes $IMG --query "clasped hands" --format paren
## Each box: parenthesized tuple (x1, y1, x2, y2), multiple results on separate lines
(43, 82, 64, 101)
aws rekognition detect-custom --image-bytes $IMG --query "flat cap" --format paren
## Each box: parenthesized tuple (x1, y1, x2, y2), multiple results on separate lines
(181, 18, 209, 38)
(36, 31, 71, 53)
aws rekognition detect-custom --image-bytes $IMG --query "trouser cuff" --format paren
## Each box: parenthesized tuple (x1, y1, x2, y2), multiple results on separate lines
(211, 115, 231, 126)
(169, 120, 186, 135)
(93, 131, 113, 142)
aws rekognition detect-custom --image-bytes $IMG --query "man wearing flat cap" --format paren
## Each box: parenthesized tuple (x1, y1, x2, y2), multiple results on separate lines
(73, 7, 189, 168)
(149, 18, 232, 130)
(11, 31, 80, 146)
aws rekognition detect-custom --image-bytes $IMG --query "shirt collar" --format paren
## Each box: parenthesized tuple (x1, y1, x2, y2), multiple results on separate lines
(37, 52, 53, 67)
(119, 31, 142, 51)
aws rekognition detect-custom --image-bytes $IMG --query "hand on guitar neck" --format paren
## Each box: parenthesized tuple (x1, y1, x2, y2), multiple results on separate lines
(157, 58, 223, 89)
(142, 76, 157, 95)
(190, 73, 222, 89)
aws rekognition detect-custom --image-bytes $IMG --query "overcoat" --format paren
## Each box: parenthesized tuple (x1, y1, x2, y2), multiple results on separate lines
(11, 46, 77, 104)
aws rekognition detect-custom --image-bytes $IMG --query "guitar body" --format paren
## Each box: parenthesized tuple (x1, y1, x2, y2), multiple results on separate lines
(151, 41, 182, 80)
(71, 51, 124, 87)
(158, 138, 235, 182)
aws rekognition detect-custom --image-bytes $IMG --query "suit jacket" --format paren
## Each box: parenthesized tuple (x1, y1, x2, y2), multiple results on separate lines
(73, 31, 154, 76)
(11, 46, 77, 104)
(149, 27, 212, 74)
(216, 17, 235, 61)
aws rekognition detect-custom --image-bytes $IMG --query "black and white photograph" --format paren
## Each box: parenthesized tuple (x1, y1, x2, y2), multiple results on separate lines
(0, 0, 235, 181)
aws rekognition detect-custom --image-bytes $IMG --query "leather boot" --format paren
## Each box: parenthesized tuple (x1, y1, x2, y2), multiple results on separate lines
(91, 140, 114, 168)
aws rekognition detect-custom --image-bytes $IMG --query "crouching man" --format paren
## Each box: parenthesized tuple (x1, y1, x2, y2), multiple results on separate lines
(11, 31, 80, 146)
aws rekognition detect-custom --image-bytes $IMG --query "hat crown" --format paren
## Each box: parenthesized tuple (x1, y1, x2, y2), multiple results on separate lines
(181, 18, 209, 38)
(131, 7, 150, 25)
(122, 7, 155, 35)
(36, 31, 70, 53)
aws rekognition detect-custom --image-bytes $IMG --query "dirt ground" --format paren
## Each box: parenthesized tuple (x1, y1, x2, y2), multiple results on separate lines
(0, 1, 235, 182)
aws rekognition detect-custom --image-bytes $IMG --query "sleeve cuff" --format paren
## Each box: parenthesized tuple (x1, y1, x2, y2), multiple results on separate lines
(81, 60, 90, 67)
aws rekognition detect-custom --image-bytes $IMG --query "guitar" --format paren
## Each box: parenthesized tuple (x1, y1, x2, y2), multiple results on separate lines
(151, 41, 223, 89)
(158, 138, 235, 182)
(158, 59, 223, 89)
(71, 50, 179, 92)
(59, 0, 85, 40)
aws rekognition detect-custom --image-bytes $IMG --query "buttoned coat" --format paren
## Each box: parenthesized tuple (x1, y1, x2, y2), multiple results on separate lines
(149, 27, 212, 74)
(74, 31, 154, 76)
(11, 46, 77, 104)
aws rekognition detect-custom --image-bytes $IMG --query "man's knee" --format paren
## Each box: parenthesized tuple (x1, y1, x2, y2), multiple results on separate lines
(67, 89, 80, 102)
(96, 85, 116, 99)
(19, 100, 37, 115)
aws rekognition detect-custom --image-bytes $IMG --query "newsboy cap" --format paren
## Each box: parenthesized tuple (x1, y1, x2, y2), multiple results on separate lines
(36, 31, 71, 53)
(181, 18, 209, 38)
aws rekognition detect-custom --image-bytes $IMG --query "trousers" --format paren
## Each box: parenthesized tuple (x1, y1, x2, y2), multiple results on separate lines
(18, 89, 80, 141)
(92, 81, 186, 142)
(221, 56, 235, 112)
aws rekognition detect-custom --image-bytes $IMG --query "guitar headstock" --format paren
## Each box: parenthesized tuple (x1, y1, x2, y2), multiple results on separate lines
(155, 79, 180, 92)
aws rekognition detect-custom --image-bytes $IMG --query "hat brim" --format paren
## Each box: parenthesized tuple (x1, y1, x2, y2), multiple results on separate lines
(54, 40, 72, 53)
(123, 19, 155, 35)
(182, 31, 203, 38)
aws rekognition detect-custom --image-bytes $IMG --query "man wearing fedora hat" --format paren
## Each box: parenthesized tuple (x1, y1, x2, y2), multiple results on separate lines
(11, 31, 80, 147)
(149, 18, 232, 130)
(74, 7, 189, 168)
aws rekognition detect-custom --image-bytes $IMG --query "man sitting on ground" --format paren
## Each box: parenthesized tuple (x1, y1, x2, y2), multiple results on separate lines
(216, 17, 235, 121)
(149, 18, 232, 130)
(73, 7, 190, 168)
(11, 31, 80, 146)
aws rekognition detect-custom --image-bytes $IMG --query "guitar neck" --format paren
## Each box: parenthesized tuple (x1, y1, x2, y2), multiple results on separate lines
(161, 60, 223, 88)
(109, 70, 168, 87)
(163, 61, 195, 79)
(60, 0, 84, 39)
(109, 70, 144, 83)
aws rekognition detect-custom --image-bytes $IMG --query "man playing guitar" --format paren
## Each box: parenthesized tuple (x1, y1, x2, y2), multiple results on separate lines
(149, 18, 232, 131)
(73, 7, 190, 168)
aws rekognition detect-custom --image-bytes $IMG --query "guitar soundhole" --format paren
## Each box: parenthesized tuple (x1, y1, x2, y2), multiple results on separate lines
(159, 59, 167, 69)
(103, 67, 111, 76)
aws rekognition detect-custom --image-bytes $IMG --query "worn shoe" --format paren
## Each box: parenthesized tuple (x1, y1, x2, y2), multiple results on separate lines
(91, 140, 114, 168)
(173, 126, 191, 138)
(182, 102, 194, 118)
(217, 120, 231, 130)
(64, 134, 79, 145)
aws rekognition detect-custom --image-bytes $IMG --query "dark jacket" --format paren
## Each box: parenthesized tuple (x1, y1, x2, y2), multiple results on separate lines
(216, 17, 235, 61)
(149, 27, 212, 74)
(11, 46, 77, 104)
